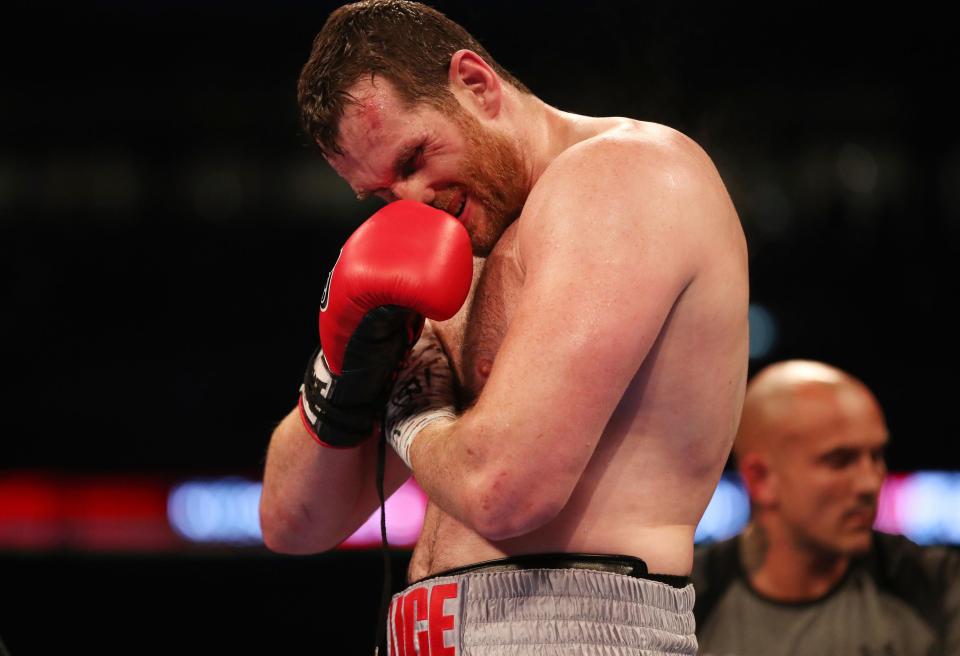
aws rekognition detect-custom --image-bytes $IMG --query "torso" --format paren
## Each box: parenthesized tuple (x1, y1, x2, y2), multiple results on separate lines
(409, 119, 749, 582)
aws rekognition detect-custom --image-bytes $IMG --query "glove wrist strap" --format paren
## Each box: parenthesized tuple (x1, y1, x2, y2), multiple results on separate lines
(299, 347, 377, 448)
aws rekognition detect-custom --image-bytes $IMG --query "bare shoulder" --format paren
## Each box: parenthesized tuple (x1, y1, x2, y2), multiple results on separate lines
(532, 120, 724, 204)
(518, 119, 735, 270)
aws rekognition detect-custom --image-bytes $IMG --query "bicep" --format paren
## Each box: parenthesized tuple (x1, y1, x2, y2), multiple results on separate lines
(472, 147, 697, 489)
(475, 225, 688, 467)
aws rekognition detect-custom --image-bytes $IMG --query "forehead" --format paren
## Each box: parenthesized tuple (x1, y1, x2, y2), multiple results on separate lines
(341, 78, 415, 148)
(325, 78, 426, 182)
(786, 384, 889, 453)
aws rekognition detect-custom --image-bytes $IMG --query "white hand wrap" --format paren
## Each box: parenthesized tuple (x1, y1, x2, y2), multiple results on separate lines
(385, 327, 457, 469)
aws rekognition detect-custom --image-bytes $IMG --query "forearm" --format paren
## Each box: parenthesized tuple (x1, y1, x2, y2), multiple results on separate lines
(260, 407, 385, 554)
(408, 412, 555, 541)
(407, 417, 477, 527)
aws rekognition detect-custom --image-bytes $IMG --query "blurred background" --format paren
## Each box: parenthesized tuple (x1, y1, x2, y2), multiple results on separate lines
(1, 1, 958, 653)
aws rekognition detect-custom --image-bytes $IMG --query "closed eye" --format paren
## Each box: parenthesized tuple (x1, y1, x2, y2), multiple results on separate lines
(397, 142, 425, 179)
(354, 139, 428, 202)
(820, 448, 858, 469)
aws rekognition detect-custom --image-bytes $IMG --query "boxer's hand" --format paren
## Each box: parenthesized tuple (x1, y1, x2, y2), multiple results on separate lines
(298, 200, 472, 448)
(385, 326, 457, 468)
(299, 308, 418, 448)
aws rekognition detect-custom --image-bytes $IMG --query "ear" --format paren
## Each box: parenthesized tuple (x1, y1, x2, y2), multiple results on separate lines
(739, 453, 777, 509)
(448, 49, 502, 119)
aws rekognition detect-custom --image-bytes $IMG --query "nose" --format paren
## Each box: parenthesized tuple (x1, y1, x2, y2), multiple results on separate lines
(853, 452, 886, 499)
(390, 177, 435, 206)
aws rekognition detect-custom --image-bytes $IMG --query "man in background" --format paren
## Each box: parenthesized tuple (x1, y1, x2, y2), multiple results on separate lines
(693, 359, 960, 655)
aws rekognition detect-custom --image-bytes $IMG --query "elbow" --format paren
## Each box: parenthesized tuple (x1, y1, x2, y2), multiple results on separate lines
(259, 497, 303, 554)
(466, 471, 566, 541)
(260, 517, 298, 555)
(259, 492, 335, 555)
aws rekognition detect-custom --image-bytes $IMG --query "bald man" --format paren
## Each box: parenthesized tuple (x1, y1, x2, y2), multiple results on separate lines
(691, 360, 960, 656)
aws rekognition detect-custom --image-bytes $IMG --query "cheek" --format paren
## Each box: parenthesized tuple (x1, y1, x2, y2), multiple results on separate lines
(810, 475, 853, 518)
(782, 470, 844, 518)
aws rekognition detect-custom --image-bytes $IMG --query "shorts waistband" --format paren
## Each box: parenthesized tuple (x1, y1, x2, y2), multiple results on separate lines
(415, 552, 690, 588)
(387, 559, 698, 655)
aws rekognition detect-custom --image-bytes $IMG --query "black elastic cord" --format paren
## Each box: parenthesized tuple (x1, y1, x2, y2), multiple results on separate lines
(373, 428, 391, 655)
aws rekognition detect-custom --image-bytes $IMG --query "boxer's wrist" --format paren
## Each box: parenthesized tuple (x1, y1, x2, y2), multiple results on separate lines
(389, 407, 456, 469)
(298, 344, 383, 448)
(385, 330, 457, 469)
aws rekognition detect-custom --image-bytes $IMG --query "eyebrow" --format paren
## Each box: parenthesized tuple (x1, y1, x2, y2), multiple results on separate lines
(816, 442, 888, 460)
(354, 139, 424, 201)
(818, 446, 857, 459)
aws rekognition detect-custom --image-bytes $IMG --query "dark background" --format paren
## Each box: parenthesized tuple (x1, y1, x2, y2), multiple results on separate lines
(1, 1, 957, 653)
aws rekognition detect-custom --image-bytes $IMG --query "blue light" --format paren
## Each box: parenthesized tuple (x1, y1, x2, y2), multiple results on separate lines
(167, 472, 960, 548)
(694, 473, 751, 544)
(895, 472, 960, 545)
(168, 477, 263, 544)
(748, 304, 778, 360)
(166, 477, 427, 547)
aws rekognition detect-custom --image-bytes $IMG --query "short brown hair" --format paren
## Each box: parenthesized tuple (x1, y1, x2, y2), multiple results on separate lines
(297, 0, 531, 155)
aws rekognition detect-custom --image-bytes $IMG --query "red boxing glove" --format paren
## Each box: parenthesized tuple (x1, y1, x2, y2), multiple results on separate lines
(299, 200, 473, 447)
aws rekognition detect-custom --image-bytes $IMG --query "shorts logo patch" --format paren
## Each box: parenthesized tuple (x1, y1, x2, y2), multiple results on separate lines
(388, 580, 460, 656)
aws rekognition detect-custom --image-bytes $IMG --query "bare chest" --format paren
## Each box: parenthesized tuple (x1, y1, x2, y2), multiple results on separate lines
(433, 224, 524, 404)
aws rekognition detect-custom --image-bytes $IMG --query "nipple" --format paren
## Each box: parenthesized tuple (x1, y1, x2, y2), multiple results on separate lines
(476, 358, 493, 378)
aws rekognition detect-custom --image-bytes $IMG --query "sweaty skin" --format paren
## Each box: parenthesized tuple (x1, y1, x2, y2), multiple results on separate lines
(409, 119, 748, 579)
(262, 53, 749, 581)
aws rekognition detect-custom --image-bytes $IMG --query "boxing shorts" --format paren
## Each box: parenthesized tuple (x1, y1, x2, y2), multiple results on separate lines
(384, 553, 697, 655)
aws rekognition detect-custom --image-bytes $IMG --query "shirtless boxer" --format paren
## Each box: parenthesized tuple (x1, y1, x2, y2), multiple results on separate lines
(260, 2, 749, 654)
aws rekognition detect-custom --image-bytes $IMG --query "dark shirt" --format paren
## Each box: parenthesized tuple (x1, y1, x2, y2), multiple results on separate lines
(691, 531, 960, 656)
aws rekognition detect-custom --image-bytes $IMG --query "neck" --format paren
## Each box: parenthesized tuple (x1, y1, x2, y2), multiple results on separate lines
(502, 89, 613, 196)
(741, 520, 850, 602)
